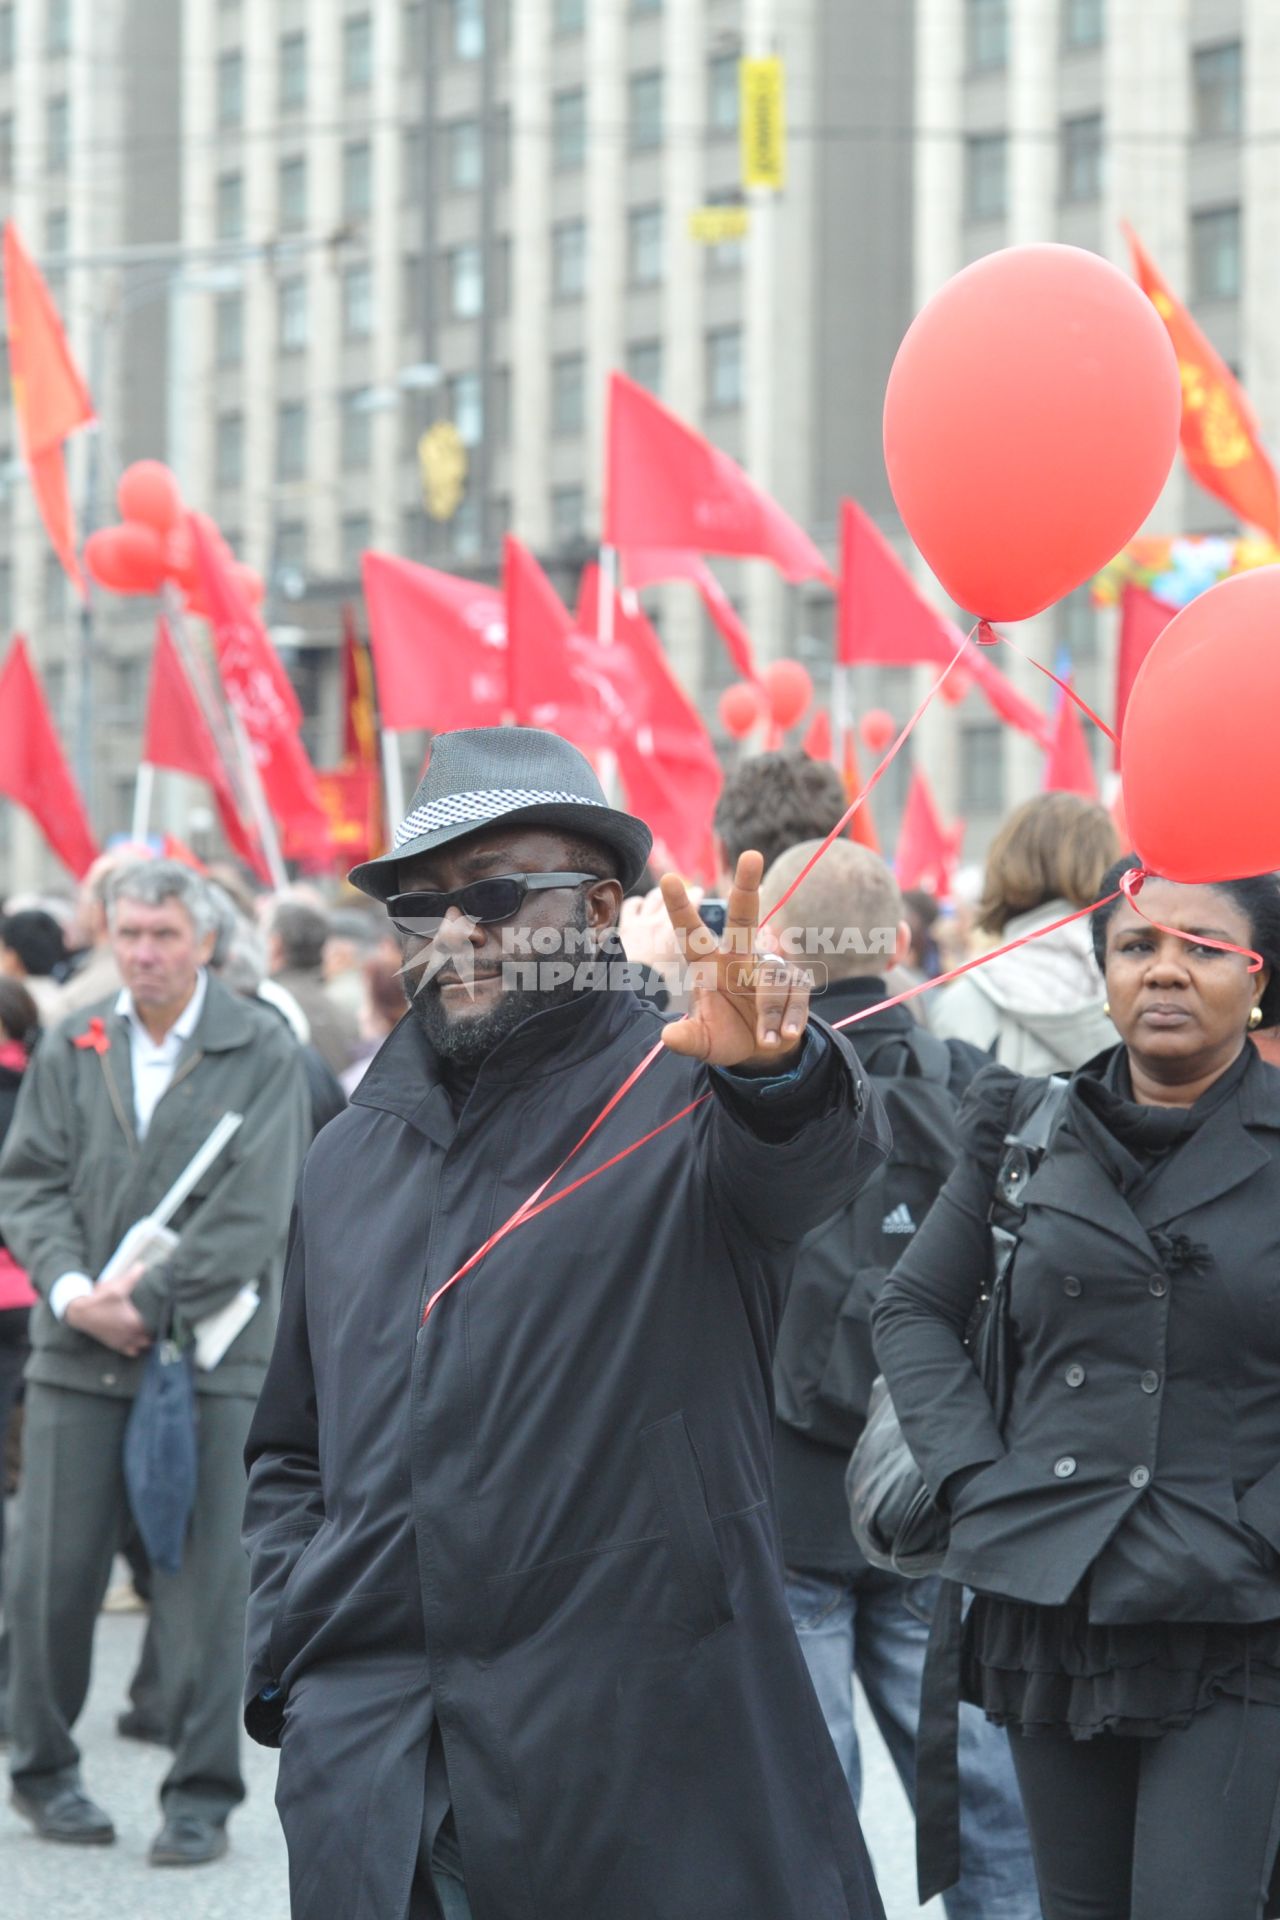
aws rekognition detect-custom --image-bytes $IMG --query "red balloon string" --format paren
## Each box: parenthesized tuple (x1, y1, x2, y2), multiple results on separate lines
(1117, 864, 1264, 971)
(981, 621, 1117, 746)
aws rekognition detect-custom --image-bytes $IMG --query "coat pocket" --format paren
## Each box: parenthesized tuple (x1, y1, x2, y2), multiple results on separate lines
(640, 1413, 734, 1643)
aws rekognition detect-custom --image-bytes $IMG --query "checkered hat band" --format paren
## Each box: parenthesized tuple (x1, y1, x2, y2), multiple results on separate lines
(393, 788, 607, 851)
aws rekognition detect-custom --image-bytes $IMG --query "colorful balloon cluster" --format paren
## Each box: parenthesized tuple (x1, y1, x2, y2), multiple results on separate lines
(85, 460, 265, 615)
(718, 659, 814, 740)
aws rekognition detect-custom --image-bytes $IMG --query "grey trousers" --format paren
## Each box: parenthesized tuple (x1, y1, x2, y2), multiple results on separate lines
(4, 1380, 254, 1824)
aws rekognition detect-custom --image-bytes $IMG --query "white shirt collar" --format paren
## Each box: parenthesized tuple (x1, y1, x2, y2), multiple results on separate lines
(114, 968, 209, 1047)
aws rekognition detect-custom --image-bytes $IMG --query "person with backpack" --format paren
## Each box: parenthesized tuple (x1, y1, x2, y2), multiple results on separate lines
(872, 864, 1280, 1920)
(763, 839, 1043, 1920)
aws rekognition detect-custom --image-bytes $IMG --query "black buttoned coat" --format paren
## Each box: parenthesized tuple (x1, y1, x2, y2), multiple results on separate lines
(243, 991, 890, 1920)
(871, 1046, 1280, 1622)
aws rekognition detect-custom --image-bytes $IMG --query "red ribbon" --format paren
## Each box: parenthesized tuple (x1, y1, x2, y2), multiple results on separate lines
(72, 1017, 110, 1055)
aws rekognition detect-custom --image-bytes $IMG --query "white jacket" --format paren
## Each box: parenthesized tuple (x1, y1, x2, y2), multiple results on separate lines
(931, 897, 1117, 1074)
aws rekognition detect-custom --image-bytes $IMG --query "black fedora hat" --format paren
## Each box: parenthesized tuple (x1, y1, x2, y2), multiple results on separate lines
(348, 727, 653, 901)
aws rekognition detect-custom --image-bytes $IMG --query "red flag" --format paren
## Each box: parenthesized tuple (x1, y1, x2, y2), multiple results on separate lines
(1125, 223, 1280, 542)
(190, 516, 332, 865)
(896, 768, 963, 897)
(3, 222, 95, 595)
(142, 618, 271, 884)
(621, 548, 761, 683)
(802, 708, 833, 762)
(606, 373, 834, 585)
(839, 727, 880, 854)
(574, 567, 722, 877)
(1044, 683, 1098, 799)
(362, 552, 508, 732)
(316, 765, 381, 865)
(1115, 584, 1176, 766)
(161, 833, 207, 873)
(336, 604, 384, 858)
(837, 500, 1053, 747)
(0, 636, 98, 876)
(504, 535, 624, 747)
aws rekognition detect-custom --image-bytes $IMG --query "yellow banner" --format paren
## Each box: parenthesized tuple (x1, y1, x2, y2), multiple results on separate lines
(687, 204, 751, 245)
(740, 57, 786, 191)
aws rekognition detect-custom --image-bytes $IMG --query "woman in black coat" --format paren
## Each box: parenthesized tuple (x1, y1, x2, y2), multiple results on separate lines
(872, 862, 1280, 1920)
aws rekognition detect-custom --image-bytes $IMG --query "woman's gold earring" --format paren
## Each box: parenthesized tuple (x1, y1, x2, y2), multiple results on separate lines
(1103, 1001, 1111, 1017)
(1249, 1006, 1264, 1030)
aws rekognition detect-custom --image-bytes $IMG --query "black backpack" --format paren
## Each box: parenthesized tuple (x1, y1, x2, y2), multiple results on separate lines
(773, 1025, 971, 1452)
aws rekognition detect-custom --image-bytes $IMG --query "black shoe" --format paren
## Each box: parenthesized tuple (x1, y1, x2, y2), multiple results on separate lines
(10, 1784, 115, 1845)
(148, 1813, 229, 1867)
(116, 1708, 169, 1747)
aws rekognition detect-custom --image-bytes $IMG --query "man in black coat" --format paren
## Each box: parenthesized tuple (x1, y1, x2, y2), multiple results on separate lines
(243, 727, 891, 1920)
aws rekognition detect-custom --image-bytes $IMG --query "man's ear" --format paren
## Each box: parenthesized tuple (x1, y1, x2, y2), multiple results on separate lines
(197, 929, 218, 968)
(893, 919, 913, 970)
(587, 879, 624, 932)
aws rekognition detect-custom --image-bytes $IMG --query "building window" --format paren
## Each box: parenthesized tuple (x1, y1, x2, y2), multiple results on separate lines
(344, 140, 372, 219)
(278, 277, 308, 353)
(551, 486, 585, 543)
(449, 0, 484, 60)
(279, 31, 307, 110)
(279, 156, 307, 232)
(344, 13, 373, 92)
(277, 522, 308, 577)
(964, 132, 1007, 221)
(629, 71, 664, 152)
(216, 413, 244, 489)
(343, 263, 374, 338)
(492, 366, 511, 445)
(628, 204, 663, 285)
(403, 254, 425, 332)
(0, 7, 13, 70)
(1062, 0, 1104, 49)
(45, 96, 69, 172)
(215, 293, 243, 368)
(1194, 42, 1243, 141)
(217, 51, 243, 129)
(341, 514, 373, 574)
(447, 119, 482, 191)
(44, 206, 68, 259)
(341, 392, 373, 471)
(966, 0, 1008, 71)
(1060, 113, 1103, 203)
(493, 105, 512, 184)
(402, 124, 425, 201)
(552, 219, 587, 300)
(47, 0, 70, 56)
(1191, 205, 1241, 301)
(449, 371, 484, 446)
(553, 88, 586, 172)
(551, 354, 585, 436)
(554, 0, 585, 35)
(277, 403, 308, 481)
(217, 171, 243, 241)
(706, 326, 742, 410)
(450, 490, 482, 560)
(0, 114, 11, 183)
(404, 1, 425, 66)
(707, 54, 739, 134)
(633, 0, 661, 13)
(625, 338, 662, 394)
(448, 244, 483, 319)
(961, 724, 1004, 812)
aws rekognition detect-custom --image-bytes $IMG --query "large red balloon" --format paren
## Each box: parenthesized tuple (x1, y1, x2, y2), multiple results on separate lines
(719, 682, 765, 739)
(117, 461, 184, 538)
(883, 245, 1181, 623)
(84, 523, 167, 595)
(762, 659, 813, 731)
(860, 708, 896, 754)
(1122, 567, 1280, 883)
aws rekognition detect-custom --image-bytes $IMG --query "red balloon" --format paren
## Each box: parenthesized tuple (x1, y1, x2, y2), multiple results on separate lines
(1122, 567, 1280, 883)
(234, 564, 266, 607)
(883, 244, 1181, 623)
(939, 665, 972, 707)
(860, 708, 896, 754)
(84, 523, 167, 596)
(719, 682, 765, 739)
(117, 460, 184, 538)
(762, 659, 813, 731)
(163, 522, 198, 590)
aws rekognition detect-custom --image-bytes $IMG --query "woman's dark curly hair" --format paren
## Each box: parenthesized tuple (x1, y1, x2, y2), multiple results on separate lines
(1090, 858, 1280, 1029)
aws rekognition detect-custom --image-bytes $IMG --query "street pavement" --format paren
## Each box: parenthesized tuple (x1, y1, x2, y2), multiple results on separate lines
(1, 1603, 943, 1920)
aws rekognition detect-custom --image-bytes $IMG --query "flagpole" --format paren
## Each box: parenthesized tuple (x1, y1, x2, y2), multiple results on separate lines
(381, 728, 406, 833)
(131, 763, 155, 845)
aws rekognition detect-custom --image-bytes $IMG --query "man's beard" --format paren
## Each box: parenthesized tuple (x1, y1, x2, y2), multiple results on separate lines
(405, 898, 594, 1066)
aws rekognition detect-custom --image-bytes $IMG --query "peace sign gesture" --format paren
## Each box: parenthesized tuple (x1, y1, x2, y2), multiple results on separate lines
(659, 852, 814, 1071)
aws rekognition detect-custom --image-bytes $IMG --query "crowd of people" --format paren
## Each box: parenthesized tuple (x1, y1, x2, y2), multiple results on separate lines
(0, 730, 1276, 1920)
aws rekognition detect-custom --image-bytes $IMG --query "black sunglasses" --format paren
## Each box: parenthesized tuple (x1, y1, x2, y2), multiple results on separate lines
(387, 871, 600, 936)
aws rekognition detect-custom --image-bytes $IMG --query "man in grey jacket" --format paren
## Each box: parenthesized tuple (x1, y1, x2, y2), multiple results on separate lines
(0, 860, 307, 1867)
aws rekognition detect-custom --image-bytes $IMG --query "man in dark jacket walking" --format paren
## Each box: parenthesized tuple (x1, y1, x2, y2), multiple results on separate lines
(243, 727, 892, 1920)
(763, 839, 1041, 1920)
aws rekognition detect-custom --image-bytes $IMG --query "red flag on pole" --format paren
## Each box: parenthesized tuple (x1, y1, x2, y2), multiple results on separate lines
(3, 222, 95, 595)
(896, 767, 963, 896)
(1114, 584, 1176, 765)
(802, 707, 833, 763)
(837, 500, 1053, 746)
(317, 603, 384, 862)
(840, 726, 880, 854)
(0, 636, 98, 876)
(621, 547, 762, 683)
(361, 552, 508, 732)
(190, 515, 332, 865)
(1124, 223, 1280, 542)
(142, 618, 271, 883)
(1044, 681, 1099, 799)
(504, 534, 624, 746)
(605, 373, 834, 584)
